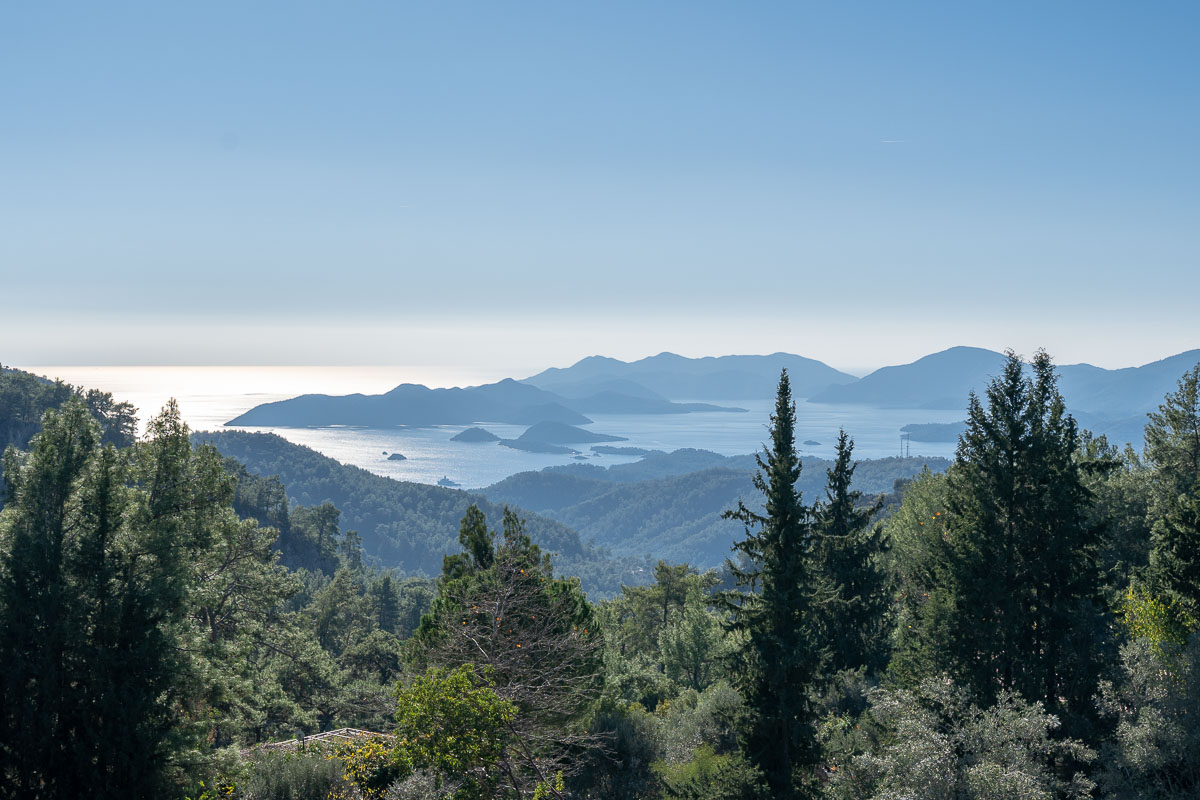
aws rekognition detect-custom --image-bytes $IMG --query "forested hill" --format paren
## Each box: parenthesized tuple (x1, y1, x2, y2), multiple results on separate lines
(226, 376, 744, 428)
(481, 449, 951, 567)
(539, 447, 947, 491)
(226, 378, 591, 427)
(193, 430, 646, 596)
(0, 365, 136, 452)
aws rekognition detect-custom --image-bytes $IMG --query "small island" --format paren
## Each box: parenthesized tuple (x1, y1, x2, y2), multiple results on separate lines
(803, 440, 821, 446)
(516, 421, 628, 445)
(591, 445, 657, 456)
(451, 426, 501, 442)
(498, 439, 580, 455)
(387, 452, 407, 461)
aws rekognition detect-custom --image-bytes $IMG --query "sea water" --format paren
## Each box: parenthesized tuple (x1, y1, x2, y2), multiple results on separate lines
(19, 366, 964, 489)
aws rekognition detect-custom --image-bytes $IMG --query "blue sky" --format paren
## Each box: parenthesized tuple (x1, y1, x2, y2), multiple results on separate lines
(2, 1, 1197, 373)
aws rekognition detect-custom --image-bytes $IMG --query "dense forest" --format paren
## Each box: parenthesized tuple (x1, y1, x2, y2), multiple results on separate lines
(1, 351, 1199, 799)
(482, 451, 949, 568)
(0, 365, 136, 451)
(192, 430, 646, 597)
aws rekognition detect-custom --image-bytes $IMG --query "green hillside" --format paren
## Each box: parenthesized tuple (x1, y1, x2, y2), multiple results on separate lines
(193, 430, 645, 596)
(482, 449, 951, 568)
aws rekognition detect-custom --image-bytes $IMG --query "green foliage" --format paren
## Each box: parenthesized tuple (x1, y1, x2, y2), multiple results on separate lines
(1095, 637, 1200, 799)
(196, 430, 641, 596)
(1118, 584, 1197, 656)
(486, 452, 949, 570)
(882, 468, 956, 688)
(0, 399, 222, 798)
(407, 505, 605, 796)
(599, 647, 676, 710)
(0, 365, 136, 454)
(1145, 364, 1200, 618)
(570, 704, 660, 799)
(311, 567, 371, 656)
(600, 560, 728, 702)
(238, 752, 349, 800)
(654, 746, 769, 800)
(330, 737, 403, 800)
(12, 358, 1200, 799)
(1078, 432, 1151, 603)
(0, 393, 434, 798)
(652, 682, 746, 765)
(576, 681, 751, 800)
(393, 664, 516, 798)
(516, 467, 757, 568)
(659, 594, 733, 691)
(603, 562, 701, 657)
(722, 369, 825, 798)
(183, 480, 325, 746)
(813, 430, 890, 675)
(824, 676, 1095, 800)
(891, 351, 1107, 731)
(532, 771, 566, 799)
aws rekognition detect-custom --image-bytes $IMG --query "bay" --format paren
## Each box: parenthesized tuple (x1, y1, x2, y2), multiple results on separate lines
(18, 365, 964, 489)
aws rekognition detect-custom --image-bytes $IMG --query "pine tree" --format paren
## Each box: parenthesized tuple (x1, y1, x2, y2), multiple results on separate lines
(0, 399, 324, 793)
(813, 429, 889, 674)
(0, 400, 216, 798)
(409, 506, 603, 796)
(369, 573, 403, 634)
(722, 369, 824, 798)
(0, 399, 99, 797)
(1145, 364, 1200, 618)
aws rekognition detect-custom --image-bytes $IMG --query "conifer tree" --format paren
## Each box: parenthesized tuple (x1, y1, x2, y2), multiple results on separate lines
(369, 573, 403, 634)
(938, 351, 1103, 721)
(813, 429, 889, 674)
(1145, 364, 1200, 618)
(722, 369, 824, 798)
(409, 505, 602, 796)
(0, 399, 323, 792)
(0, 400, 213, 798)
(0, 399, 100, 797)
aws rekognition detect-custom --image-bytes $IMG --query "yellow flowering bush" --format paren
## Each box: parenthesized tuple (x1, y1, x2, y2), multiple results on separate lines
(330, 737, 405, 800)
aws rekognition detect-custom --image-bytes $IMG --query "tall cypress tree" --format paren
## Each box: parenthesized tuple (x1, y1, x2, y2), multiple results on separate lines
(723, 369, 824, 798)
(814, 429, 889, 674)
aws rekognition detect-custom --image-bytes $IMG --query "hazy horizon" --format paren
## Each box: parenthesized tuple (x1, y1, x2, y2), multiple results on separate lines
(13, 336, 1200, 401)
(3, 2, 1197, 369)
(13, 336, 1200, 382)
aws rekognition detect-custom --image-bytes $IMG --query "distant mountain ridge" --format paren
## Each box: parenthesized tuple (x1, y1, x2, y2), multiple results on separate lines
(523, 351, 858, 400)
(227, 378, 590, 427)
(227, 375, 743, 428)
(1056, 349, 1200, 417)
(810, 346, 1200, 425)
(225, 348, 1200, 441)
(810, 347, 1009, 409)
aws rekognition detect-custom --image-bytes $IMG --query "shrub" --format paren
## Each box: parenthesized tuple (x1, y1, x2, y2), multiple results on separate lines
(239, 751, 349, 800)
(333, 738, 406, 800)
